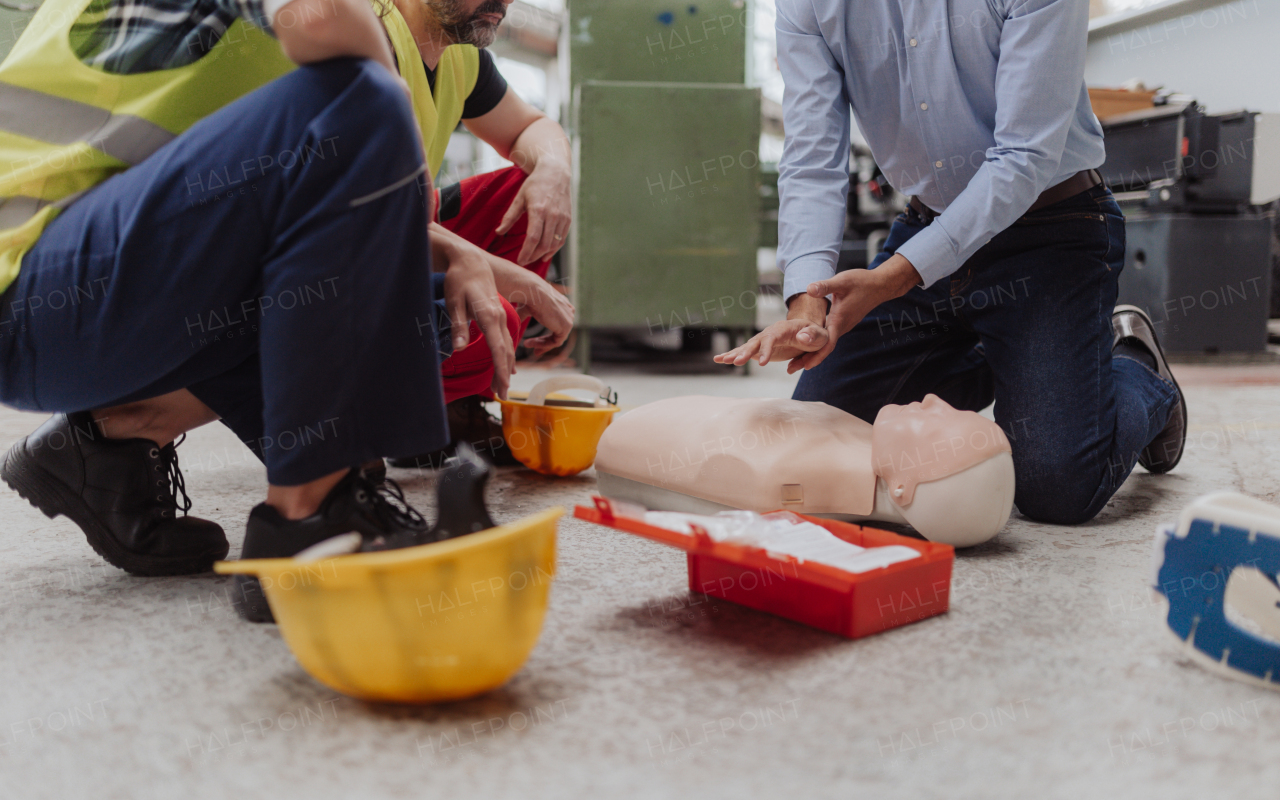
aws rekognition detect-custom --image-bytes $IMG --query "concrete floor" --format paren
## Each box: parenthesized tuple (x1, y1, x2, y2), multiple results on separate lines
(3, 359, 1280, 799)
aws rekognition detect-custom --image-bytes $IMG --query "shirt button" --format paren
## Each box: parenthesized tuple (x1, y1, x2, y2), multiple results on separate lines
(909, 37, 918, 46)
(935, 160, 943, 168)
(920, 102, 928, 110)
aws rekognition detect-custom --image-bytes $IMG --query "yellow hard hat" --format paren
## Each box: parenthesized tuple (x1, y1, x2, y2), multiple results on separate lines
(498, 375, 619, 476)
(215, 507, 560, 704)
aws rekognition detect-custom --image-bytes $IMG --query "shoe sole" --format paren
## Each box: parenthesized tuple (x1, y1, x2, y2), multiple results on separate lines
(0, 441, 227, 576)
(1114, 304, 1188, 473)
(232, 575, 275, 623)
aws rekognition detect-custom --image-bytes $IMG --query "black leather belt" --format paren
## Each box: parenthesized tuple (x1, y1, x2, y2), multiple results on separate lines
(908, 169, 1103, 224)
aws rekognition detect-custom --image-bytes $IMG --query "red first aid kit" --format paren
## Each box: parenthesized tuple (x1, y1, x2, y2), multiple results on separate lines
(574, 496, 954, 639)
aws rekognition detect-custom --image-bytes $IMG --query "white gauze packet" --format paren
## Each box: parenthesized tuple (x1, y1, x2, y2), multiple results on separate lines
(642, 510, 920, 574)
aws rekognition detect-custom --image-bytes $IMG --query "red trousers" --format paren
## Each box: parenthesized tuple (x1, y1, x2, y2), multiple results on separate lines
(437, 167, 552, 404)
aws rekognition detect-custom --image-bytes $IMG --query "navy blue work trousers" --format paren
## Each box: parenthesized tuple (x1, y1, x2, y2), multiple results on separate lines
(794, 185, 1179, 524)
(0, 59, 449, 485)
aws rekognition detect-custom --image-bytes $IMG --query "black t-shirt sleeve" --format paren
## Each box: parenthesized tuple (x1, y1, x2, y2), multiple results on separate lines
(461, 49, 509, 119)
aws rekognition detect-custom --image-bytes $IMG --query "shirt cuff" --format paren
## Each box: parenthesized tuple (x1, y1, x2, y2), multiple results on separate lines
(781, 255, 837, 305)
(894, 224, 962, 289)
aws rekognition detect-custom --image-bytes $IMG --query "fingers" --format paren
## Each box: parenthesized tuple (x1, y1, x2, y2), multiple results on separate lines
(446, 294, 471, 352)
(517, 213, 545, 266)
(495, 193, 526, 237)
(793, 324, 828, 351)
(473, 299, 514, 399)
(550, 217, 571, 255)
(520, 206, 572, 266)
(720, 336, 762, 367)
(535, 215, 570, 263)
(523, 333, 560, 356)
(806, 280, 831, 298)
(787, 331, 838, 374)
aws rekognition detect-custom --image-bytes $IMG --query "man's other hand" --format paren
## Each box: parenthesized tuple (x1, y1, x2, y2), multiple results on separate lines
(495, 157, 572, 266)
(443, 250, 515, 400)
(713, 318, 829, 368)
(489, 256, 575, 355)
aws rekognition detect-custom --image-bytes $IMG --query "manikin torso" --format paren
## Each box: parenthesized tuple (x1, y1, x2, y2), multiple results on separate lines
(594, 394, 1016, 547)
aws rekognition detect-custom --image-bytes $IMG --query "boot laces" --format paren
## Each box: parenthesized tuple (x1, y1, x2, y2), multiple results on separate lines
(355, 474, 425, 531)
(153, 435, 192, 518)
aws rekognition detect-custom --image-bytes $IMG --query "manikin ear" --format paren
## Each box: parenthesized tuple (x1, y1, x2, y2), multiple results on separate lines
(888, 451, 1016, 548)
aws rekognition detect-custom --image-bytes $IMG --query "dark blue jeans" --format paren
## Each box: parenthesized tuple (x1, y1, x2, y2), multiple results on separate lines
(0, 59, 450, 485)
(794, 184, 1179, 524)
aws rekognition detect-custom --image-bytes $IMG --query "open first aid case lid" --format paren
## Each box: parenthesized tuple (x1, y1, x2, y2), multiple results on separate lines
(574, 497, 955, 639)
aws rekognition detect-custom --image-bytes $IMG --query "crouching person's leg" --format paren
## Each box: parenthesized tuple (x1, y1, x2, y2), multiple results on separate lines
(0, 59, 448, 592)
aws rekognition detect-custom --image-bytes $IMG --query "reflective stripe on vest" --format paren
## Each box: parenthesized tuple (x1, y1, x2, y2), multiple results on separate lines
(0, 190, 86, 229)
(0, 82, 176, 166)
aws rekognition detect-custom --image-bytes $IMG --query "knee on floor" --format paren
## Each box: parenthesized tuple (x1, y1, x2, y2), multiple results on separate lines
(1012, 465, 1103, 526)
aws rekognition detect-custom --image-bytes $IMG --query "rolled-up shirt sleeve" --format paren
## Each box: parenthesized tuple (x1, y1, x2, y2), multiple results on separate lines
(775, 1, 851, 303)
(896, 0, 1090, 287)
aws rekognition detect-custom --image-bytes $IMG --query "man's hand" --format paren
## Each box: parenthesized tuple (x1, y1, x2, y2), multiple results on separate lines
(712, 316, 828, 367)
(440, 244, 516, 400)
(788, 254, 921, 372)
(713, 254, 921, 372)
(495, 156, 572, 266)
(488, 256, 576, 355)
(714, 292, 828, 367)
(465, 92, 574, 268)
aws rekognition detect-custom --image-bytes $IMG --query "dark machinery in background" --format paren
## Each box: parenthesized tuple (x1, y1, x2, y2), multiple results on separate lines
(758, 145, 904, 286)
(1100, 102, 1280, 355)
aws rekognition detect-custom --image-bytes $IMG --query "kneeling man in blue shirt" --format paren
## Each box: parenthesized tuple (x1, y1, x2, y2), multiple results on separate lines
(716, 0, 1185, 525)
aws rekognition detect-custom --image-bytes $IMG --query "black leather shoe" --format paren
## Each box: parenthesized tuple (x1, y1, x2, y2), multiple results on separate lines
(1113, 304, 1187, 473)
(388, 396, 519, 469)
(1, 412, 227, 575)
(233, 469, 429, 622)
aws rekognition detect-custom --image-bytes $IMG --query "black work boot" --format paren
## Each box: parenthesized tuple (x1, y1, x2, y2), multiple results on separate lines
(234, 469, 429, 622)
(387, 396, 519, 469)
(1, 412, 227, 575)
(1112, 304, 1188, 473)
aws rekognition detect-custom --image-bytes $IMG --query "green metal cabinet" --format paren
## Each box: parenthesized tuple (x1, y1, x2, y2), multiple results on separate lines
(567, 0, 760, 368)
(568, 0, 749, 89)
(572, 81, 760, 335)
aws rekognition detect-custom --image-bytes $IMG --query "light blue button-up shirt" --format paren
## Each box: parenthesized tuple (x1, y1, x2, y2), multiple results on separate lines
(776, 0, 1106, 297)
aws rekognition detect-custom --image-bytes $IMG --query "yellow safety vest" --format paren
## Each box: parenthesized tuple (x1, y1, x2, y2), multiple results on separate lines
(0, 0, 478, 294)
(381, 8, 480, 179)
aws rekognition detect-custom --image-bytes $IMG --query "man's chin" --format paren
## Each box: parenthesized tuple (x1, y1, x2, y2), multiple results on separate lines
(466, 22, 500, 48)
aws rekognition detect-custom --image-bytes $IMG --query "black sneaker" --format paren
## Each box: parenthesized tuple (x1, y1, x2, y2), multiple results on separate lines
(234, 444, 498, 622)
(233, 469, 427, 622)
(1113, 304, 1187, 473)
(1, 412, 227, 576)
(388, 396, 519, 469)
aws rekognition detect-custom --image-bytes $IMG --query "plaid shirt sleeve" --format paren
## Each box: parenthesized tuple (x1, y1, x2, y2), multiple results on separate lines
(69, 0, 279, 75)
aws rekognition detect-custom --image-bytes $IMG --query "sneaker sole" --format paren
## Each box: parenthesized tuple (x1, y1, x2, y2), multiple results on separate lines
(232, 575, 275, 623)
(1, 441, 227, 576)
(1114, 304, 1188, 473)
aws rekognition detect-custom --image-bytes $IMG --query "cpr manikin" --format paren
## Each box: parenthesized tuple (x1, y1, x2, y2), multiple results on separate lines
(594, 394, 1015, 547)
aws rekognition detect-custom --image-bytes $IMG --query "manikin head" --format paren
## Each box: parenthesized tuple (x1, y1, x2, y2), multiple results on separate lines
(422, 0, 511, 48)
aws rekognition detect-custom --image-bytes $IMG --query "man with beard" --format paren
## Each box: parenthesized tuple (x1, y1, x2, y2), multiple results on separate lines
(382, 0, 577, 469)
